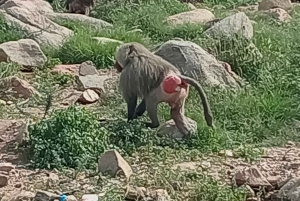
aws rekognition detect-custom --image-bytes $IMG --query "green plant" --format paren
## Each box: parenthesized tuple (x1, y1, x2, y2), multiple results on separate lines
(0, 62, 22, 78)
(28, 106, 110, 169)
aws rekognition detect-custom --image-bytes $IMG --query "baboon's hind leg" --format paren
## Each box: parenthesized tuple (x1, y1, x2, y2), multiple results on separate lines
(135, 99, 146, 117)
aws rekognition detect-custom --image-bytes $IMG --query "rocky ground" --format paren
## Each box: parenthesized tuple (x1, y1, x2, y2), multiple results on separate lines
(1, 0, 300, 200)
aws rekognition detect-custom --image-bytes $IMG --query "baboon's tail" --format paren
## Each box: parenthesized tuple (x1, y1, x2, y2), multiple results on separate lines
(178, 75, 214, 128)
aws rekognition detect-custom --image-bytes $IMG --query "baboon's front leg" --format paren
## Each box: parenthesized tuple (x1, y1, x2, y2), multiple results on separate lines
(126, 96, 137, 122)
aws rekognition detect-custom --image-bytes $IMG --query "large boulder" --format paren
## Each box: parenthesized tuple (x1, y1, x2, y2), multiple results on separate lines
(0, 4, 73, 49)
(0, 39, 47, 69)
(154, 40, 241, 89)
(166, 9, 215, 25)
(203, 12, 253, 40)
(46, 13, 113, 29)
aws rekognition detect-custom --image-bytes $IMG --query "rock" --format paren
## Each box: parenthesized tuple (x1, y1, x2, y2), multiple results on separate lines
(76, 74, 111, 92)
(79, 61, 99, 76)
(203, 18, 222, 30)
(267, 175, 282, 186)
(46, 13, 113, 29)
(203, 12, 253, 40)
(218, 150, 234, 157)
(1, 190, 35, 201)
(0, 76, 41, 100)
(0, 99, 6, 105)
(0, 39, 47, 69)
(277, 177, 300, 201)
(0, 174, 8, 187)
(51, 64, 80, 76)
(238, 5, 259, 12)
(166, 9, 215, 25)
(14, 120, 28, 144)
(149, 189, 170, 201)
(60, 90, 83, 106)
(0, 163, 15, 172)
(77, 89, 99, 104)
(0, 0, 54, 14)
(233, 166, 272, 189)
(126, 187, 170, 201)
(187, 3, 196, 10)
(0, 7, 73, 49)
(154, 40, 241, 88)
(34, 190, 60, 201)
(98, 150, 133, 179)
(81, 194, 98, 201)
(92, 37, 124, 45)
(262, 8, 292, 22)
(156, 117, 197, 140)
(258, 0, 293, 11)
(66, 195, 78, 201)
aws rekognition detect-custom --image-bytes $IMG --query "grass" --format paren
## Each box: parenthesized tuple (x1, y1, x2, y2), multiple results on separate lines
(1, 0, 300, 200)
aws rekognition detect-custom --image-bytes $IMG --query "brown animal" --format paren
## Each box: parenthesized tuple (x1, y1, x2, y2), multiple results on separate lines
(114, 42, 214, 138)
(65, 0, 95, 16)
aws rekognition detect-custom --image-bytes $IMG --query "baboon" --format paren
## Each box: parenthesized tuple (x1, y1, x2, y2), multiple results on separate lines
(114, 42, 214, 138)
(65, 0, 95, 16)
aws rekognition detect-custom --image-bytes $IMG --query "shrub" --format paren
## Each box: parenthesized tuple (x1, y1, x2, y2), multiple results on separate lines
(0, 13, 26, 44)
(28, 106, 110, 169)
(0, 62, 22, 78)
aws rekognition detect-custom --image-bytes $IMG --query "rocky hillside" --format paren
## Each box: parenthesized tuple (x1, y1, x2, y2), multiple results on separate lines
(1, 0, 300, 200)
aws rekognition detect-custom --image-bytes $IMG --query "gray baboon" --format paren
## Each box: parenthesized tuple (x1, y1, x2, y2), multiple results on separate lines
(65, 0, 95, 16)
(114, 42, 214, 138)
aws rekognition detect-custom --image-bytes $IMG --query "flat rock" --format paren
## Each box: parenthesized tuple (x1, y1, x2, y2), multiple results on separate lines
(0, 39, 47, 69)
(154, 40, 242, 88)
(203, 12, 253, 40)
(98, 150, 133, 180)
(76, 74, 111, 92)
(166, 9, 215, 25)
(79, 61, 98, 76)
(156, 117, 197, 140)
(258, 0, 292, 11)
(51, 64, 79, 76)
(46, 13, 113, 29)
(81, 194, 98, 201)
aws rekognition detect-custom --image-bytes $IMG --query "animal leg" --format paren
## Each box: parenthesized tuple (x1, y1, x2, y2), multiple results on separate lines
(144, 96, 159, 128)
(126, 96, 137, 122)
(135, 99, 146, 117)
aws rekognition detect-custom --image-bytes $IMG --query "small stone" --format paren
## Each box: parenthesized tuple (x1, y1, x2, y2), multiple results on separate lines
(233, 166, 272, 189)
(0, 174, 8, 187)
(79, 61, 99, 76)
(14, 183, 22, 188)
(287, 141, 295, 146)
(0, 99, 6, 105)
(187, 3, 196, 10)
(81, 194, 98, 201)
(34, 190, 59, 201)
(0, 163, 15, 172)
(66, 195, 78, 201)
(218, 150, 234, 157)
(77, 89, 100, 104)
(267, 175, 282, 186)
(246, 198, 258, 201)
(98, 150, 133, 180)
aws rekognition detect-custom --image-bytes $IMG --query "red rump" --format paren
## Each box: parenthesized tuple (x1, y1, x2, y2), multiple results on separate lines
(162, 75, 182, 94)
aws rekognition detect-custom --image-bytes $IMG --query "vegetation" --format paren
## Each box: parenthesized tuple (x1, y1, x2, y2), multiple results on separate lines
(1, 0, 300, 200)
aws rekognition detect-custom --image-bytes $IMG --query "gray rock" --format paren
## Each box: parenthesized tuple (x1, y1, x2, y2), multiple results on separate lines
(277, 177, 300, 201)
(34, 190, 60, 201)
(46, 13, 113, 29)
(203, 12, 253, 40)
(154, 40, 241, 89)
(79, 61, 99, 76)
(0, 39, 47, 68)
(0, 6, 73, 49)
(157, 117, 197, 140)
(98, 150, 133, 180)
(76, 74, 111, 92)
(258, 0, 292, 11)
(166, 9, 215, 25)
(0, 0, 53, 14)
(92, 37, 123, 45)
